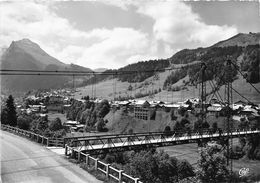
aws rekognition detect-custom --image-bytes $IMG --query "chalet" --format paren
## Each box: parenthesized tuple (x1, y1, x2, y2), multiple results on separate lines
(28, 105, 46, 113)
(63, 121, 83, 131)
(149, 101, 164, 109)
(162, 104, 180, 115)
(207, 104, 222, 115)
(49, 95, 63, 104)
(63, 104, 71, 113)
(118, 101, 131, 107)
(239, 106, 259, 117)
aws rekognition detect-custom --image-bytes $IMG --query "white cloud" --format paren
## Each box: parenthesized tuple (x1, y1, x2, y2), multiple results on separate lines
(76, 28, 150, 69)
(136, 1, 238, 49)
(0, 1, 151, 69)
(0, 1, 238, 70)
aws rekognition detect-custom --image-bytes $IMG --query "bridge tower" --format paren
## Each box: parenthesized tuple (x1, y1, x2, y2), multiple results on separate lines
(225, 58, 233, 178)
(200, 62, 207, 123)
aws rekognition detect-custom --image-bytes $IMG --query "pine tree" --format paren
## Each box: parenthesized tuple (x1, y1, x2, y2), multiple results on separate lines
(1, 107, 8, 124)
(6, 95, 17, 126)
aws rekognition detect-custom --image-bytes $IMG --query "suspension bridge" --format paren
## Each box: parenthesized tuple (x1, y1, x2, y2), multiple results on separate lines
(64, 129, 260, 155)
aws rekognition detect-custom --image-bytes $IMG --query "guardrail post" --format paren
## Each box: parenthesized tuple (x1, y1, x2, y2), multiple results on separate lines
(63, 138, 66, 148)
(71, 149, 76, 159)
(86, 154, 89, 166)
(37, 134, 39, 142)
(134, 178, 139, 183)
(41, 136, 44, 144)
(106, 164, 110, 178)
(94, 158, 98, 170)
(47, 138, 49, 146)
(119, 170, 123, 183)
(65, 145, 68, 156)
(78, 151, 81, 162)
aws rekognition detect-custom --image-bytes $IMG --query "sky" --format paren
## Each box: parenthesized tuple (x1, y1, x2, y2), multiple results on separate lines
(0, 0, 259, 70)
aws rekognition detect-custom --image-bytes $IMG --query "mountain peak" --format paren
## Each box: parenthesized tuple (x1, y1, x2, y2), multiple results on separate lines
(213, 32, 260, 48)
(17, 38, 36, 44)
(13, 38, 41, 50)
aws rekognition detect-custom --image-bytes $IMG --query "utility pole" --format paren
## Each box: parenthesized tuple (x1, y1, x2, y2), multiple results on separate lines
(73, 74, 75, 99)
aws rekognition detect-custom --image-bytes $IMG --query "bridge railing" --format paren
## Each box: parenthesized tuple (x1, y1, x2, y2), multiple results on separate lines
(63, 128, 241, 146)
(63, 128, 260, 154)
(1, 124, 64, 147)
(66, 145, 142, 183)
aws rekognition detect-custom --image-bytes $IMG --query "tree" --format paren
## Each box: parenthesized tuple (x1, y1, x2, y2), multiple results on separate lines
(125, 150, 158, 182)
(212, 122, 218, 133)
(238, 117, 250, 130)
(178, 106, 187, 116)
(17, 115, 31, 130)
(180, 118, 190, 131)
(173, 121, 182, 131)
(202, 121, 210, 129)
(1, 107, 8, 125)
(194, 119, 203, 131)
(96, 118, 107, 132)
(171, 110, 177, 120)
(164, 126, 171, 137)
(128, 84, 133, 91)
(97, 99, 110, 118)
(6, 95, 17, 126)
(177, 159, 195, 180)
(49, 117, 63, 131)
(122, 149, 194, 183)
(34, 117, 49, 134)
(197, 145, 229, 183)
(83, 95, 90, 101)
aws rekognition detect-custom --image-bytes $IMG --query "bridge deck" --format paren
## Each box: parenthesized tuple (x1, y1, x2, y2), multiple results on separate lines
(69, 130, 260, 154)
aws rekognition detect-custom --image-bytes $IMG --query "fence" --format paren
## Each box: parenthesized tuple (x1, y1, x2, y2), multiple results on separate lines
(1, 124, 143, 182)
(65, 145, 143, 183)
(1, 124, 64, 147)
(48, 138, 64, 147)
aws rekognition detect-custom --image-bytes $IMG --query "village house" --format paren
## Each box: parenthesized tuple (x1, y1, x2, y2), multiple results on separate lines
(207, 103, 223, 116)
(134, 100, 150, 120)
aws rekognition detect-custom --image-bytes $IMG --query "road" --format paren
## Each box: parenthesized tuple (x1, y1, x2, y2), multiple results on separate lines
(0, 130, 102, 183)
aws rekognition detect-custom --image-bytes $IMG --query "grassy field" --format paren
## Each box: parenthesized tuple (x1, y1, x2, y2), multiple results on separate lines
(47, 112, 67, 124)
(158, 140, 260, 179)
(158, 143, 200, 165)
(74, 71, 260, 104)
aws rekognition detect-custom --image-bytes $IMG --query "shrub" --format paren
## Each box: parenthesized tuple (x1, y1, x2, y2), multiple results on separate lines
(49, 117, 63, 131)
(17, 115, 31, 130)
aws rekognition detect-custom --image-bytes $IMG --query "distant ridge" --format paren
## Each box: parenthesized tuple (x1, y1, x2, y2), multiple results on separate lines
(94, 68, 108, 72)
(212, 32, 260, 48)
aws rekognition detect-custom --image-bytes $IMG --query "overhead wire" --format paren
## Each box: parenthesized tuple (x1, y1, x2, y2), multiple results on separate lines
(230, 60, 260, 95)
(0, 63, 196, 76)
(231, 86, 253, 104)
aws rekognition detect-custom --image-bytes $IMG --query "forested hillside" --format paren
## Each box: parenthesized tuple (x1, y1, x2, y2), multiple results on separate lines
(164, 44, 260, 90)
(116, 59, 170, 82)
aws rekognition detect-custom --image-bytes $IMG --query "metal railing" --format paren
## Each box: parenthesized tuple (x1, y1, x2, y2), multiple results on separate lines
(65, 145, 142, 183)
(64, 128, 260, 155)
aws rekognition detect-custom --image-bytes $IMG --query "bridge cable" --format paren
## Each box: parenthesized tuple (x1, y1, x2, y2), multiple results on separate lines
(230, 60, 260, 95)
